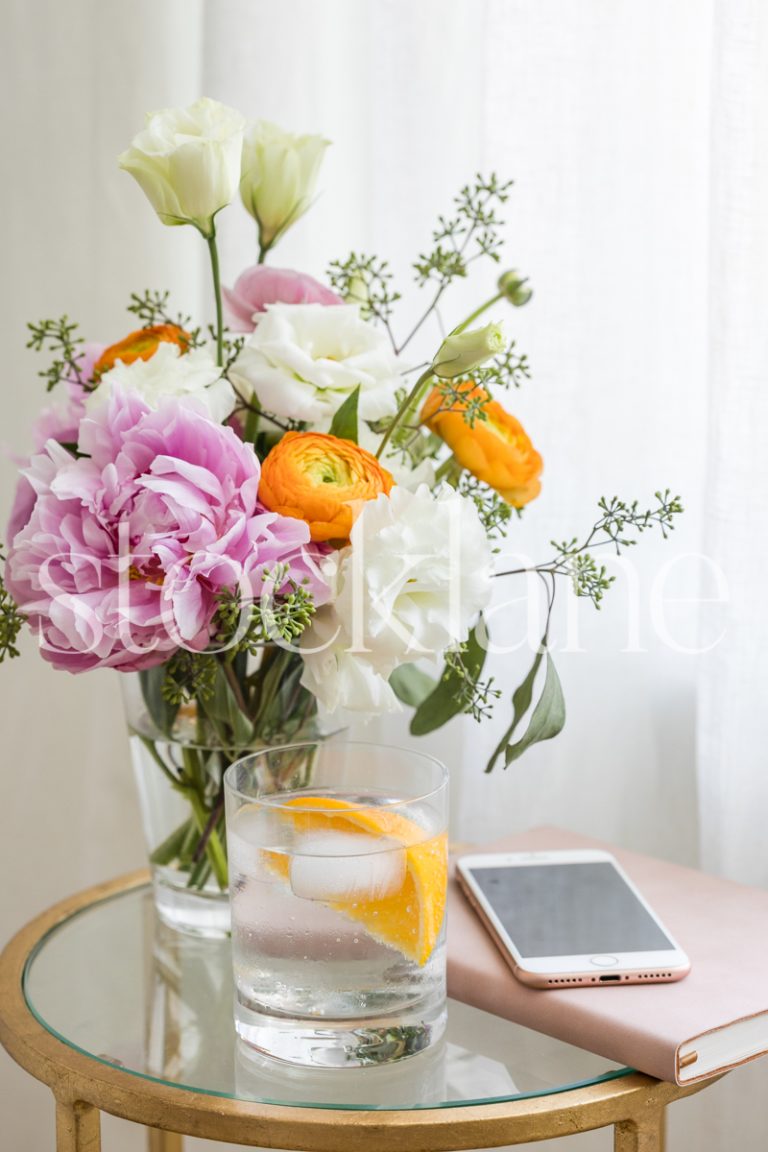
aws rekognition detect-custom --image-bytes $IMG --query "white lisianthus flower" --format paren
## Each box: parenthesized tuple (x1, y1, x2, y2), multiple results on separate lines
(229, 304, 402, 425)
(299, 607, 402, 715)
(337, 484, 494, 664)
(87, 343, 236, 424)
(119, 97, 246, 236)
(300, 484, 493, 713)
(240, 121, 329, 252)
(432, 321, 505, 379)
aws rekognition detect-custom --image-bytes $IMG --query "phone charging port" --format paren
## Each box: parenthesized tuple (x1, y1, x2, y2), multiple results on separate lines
(599, 974, 621, 982)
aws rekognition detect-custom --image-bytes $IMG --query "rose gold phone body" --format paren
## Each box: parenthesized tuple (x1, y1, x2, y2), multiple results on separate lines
(456, 849, 691, 989)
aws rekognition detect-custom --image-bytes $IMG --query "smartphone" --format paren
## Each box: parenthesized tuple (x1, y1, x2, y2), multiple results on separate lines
(456, 849, 691, 989)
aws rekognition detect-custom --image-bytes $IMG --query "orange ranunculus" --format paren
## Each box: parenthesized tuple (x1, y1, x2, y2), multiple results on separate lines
(421, 383, 542, 508)
(259, 431, 394, 543)
(92, 324, 191, 380)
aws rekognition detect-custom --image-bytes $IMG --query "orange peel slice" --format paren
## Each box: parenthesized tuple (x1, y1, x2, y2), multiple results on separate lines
(264, 796, 447, 966)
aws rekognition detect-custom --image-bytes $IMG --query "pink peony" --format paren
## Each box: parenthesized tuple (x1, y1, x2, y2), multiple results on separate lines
(5, 387, 329, 673)
(223, 265, 342, 332)
(7, 343, 106, 547)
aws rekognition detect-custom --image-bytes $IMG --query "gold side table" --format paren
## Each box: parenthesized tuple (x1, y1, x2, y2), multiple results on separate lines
(0, 872, 713, 1152)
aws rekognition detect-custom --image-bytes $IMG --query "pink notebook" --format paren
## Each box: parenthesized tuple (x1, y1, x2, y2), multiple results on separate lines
(448, 827, 768, 1084)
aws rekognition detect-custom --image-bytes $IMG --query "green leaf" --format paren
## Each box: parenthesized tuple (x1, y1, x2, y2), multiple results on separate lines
(410, 627, 486, 736)
(485, 642, 565, 772)
(390, 664, 437, 708)
(504, 651, 565, 765)
(329, 385, 360, 443)
(199, 665, 254, 746)
(138, 666, 180, 737)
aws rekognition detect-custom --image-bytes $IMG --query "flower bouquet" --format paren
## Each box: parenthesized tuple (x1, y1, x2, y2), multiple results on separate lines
(0, 98, 681, 934)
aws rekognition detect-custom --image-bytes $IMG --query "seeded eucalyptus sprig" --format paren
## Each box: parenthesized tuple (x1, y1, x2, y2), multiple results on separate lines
(0, 549, 25, 663)
(424, 381, 491, 429)
(474, 341, 531, 393)
(26, 316, 88, 392)
(400, 175, 514, 355)
(327, 253, 400, 329)
(496, 491, 685, 608)
(458, 475, 517, 539)
(443, 644, 502, 723)
(213, 570, 316, 655)
(482, 492, 684, 771)
(414, 173, 514, 287)
(218, 331, 245, 374)
(127, 288, 193, 333)
(161, 650, 218, 706)
(127, 289, 203, 347)
(329, 174, 517, 360)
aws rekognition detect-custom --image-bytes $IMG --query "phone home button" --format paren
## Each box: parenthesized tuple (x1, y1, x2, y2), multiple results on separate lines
(590, 955, 619, 967)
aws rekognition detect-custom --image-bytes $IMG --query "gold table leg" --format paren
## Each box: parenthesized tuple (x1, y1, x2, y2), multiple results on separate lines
(55, 1099, 101, 1152)
(147, 1130, 184, 1152)
(614, 1106, 666, 1152)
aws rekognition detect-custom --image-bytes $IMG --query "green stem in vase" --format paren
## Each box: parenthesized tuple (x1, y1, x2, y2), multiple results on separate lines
(181, 745, 205, 791)
(149, 818, 194, 867)
(191, 790, 225, 866)
(180, 745, 228, 889)
(187, 786, 228, 890)
(178, 817, 201, 867)
(187, 853, 212, 891)
(139, 735, 184, 791)
(222, 658, 249, 714)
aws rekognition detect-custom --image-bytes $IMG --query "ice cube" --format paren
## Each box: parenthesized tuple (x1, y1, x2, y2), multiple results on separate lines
(289, 831, 406, 902)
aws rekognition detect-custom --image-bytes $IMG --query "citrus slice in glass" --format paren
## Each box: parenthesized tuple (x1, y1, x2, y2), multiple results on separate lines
(264, 796, 447, 966)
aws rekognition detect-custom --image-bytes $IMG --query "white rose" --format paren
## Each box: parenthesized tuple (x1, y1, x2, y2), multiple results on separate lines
(229, 304, 402, 425)
(240, 121, 329, 253)
(119, 97, 246, 236)
(299, 484, 493, 714)
(87, 343, 236, 424)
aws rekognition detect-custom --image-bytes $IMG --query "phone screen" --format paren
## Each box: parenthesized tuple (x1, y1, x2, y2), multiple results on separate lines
(467, 862, 674, 957)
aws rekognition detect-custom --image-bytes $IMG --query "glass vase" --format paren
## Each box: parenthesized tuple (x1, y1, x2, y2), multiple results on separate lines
(122, 647, 329, 938)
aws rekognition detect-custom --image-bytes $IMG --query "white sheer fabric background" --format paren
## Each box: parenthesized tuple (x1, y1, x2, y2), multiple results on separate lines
(698, 1, 768, 887)
(1, 1, 766, 1148)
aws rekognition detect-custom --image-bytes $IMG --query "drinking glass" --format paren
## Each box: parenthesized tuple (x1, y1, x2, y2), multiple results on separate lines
(224, 741, 448, 1068)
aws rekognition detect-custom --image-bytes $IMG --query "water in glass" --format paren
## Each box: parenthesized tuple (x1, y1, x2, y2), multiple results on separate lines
(228, 784, 447, 1067)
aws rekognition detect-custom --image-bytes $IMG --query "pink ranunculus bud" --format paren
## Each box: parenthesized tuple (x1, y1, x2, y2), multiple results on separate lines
(223, 266, 342, 332)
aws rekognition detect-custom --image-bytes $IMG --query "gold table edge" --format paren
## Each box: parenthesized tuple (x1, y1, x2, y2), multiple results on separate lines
(0, 869, 715, 1150)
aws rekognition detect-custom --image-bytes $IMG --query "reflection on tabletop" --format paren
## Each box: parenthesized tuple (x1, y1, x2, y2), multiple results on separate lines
(149, 908, 519, 1108)
(22, 887, 627, 1110)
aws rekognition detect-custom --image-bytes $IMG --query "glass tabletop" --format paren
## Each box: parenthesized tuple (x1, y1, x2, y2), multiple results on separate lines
(23, 884, 632, 1112)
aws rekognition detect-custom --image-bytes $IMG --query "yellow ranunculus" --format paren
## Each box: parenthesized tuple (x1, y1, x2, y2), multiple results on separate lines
(92, 324, 191, 381)
(259, 432, 394, 543)
(422, 383, 542, 508)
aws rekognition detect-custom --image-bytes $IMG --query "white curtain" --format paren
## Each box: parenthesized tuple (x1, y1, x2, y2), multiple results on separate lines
(201, 0, 714, 861)
(697, 0, 768, 887)
(1, 2, 766, 1149)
